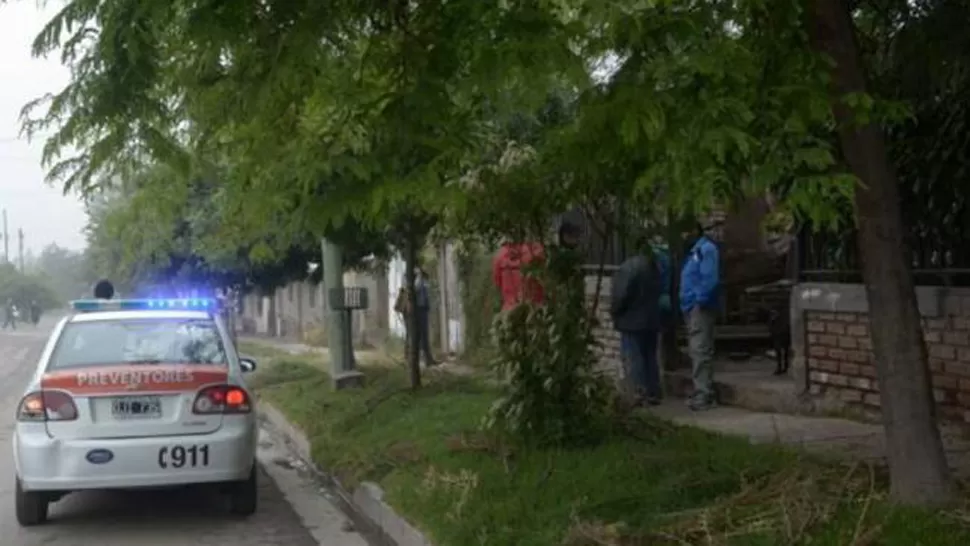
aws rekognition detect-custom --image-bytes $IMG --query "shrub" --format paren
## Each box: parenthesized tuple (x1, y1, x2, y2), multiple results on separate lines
(483, 246, 613, 447)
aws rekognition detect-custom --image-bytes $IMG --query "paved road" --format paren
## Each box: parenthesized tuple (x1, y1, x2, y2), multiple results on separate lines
(0, 320, 367, 545)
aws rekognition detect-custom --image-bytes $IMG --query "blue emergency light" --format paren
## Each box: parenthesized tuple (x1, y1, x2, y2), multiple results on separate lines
(70, 298, 217, 313)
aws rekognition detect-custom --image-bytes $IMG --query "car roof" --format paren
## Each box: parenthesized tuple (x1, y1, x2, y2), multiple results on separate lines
(67, 310, 215, 323)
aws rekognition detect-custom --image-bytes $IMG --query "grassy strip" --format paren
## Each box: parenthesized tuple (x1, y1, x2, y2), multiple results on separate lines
(246, 345, 970, 546)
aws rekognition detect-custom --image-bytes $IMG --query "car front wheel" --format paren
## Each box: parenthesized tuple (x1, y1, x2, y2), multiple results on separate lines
(15, 477, 49, 526)
(228, 465, 257, 516)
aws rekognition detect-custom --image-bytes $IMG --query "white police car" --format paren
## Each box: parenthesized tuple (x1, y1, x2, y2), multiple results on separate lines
(12, 298, 260, 526)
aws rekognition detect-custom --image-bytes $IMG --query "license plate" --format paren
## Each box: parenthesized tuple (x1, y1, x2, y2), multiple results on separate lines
(111, 396, 162, 419)
(158, 444, 210, 469)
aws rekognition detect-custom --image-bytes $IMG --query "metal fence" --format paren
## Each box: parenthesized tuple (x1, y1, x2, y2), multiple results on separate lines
(555, 203, 652, 267)
(799, 227, 970, 287)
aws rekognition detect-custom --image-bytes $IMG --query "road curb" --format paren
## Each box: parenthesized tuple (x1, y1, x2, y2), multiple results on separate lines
(259, 402, 433, 546)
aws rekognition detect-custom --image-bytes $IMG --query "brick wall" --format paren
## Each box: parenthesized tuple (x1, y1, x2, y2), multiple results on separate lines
(585, 274, 623, 380)
(804, 303, 970, 424)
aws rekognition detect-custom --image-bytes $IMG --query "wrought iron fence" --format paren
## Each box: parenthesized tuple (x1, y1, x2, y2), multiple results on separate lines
(555, 206, 625, 267)
(555, 201, 662, 267)
(799, 227, 970, 286)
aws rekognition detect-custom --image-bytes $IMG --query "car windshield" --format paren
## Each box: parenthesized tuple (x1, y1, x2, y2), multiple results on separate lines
(48, 318, 228, 370)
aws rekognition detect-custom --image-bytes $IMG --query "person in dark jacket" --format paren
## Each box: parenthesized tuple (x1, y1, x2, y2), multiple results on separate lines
(679, 221, 721, 411)
(413, 267, 437, 367)
(2, 298, 15, 330)
(29, 300, 40, 326)
(394, 285, 412, 361)
(611, 235, 664, 405)
(94, 279, 115, 299)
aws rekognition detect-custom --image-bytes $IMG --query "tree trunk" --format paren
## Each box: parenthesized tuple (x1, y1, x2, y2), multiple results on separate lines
(404, 227, 422, 389)
(809, 0, 954, 505)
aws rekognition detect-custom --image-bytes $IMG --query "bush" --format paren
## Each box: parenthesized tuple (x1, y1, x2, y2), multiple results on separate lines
(483, 246, 613, 447)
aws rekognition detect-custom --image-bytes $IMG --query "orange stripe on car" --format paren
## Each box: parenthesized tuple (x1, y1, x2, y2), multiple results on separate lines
(40, 364, 229, 395)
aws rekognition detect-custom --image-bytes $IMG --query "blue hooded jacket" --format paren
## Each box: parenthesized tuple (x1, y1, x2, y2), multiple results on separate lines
(679, 236, 720, 313)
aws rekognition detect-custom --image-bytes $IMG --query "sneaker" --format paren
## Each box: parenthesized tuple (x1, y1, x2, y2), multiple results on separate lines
(645, 396, 662, 406)
(688, 397, 717, 412)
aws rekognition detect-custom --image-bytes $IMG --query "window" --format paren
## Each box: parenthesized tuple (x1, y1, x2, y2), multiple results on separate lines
(49, 318, 228, 370)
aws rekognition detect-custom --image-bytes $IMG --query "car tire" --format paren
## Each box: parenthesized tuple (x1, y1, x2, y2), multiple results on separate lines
(15, 477, 49, 526)
(229, 465, 257, 516)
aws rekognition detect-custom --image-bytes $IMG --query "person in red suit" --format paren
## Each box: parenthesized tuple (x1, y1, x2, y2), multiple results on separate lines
(493, 240, 545, 311)
(492, 221, 582, 311)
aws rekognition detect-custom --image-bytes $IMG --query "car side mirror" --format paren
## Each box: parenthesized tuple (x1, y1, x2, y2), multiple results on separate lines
(239, 357, 257, 373)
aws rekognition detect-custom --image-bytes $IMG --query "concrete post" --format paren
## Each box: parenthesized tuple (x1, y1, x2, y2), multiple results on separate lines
(321, 237, 364, 389)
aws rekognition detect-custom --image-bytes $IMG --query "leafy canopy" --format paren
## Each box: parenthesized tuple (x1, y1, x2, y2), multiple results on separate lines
(23, 0, 859, 268)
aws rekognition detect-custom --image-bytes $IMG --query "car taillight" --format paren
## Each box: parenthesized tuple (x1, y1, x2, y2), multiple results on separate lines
(193, 385, 251, 415)
(17, 391, 79, 422)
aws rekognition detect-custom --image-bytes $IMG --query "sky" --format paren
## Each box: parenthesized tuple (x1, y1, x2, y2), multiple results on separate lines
(0, 1, 87, 255)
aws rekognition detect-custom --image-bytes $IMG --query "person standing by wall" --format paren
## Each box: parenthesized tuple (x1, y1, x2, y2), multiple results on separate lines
(611, 234, 664, 405)
(679, 221, 722, 411)
(492, 238, 546, 311)
(29, 300, 40, 327)
(396, 268, 437, 367)
(414, 267, 438, 367)
(3, 298, 16, 330)
(557, 221, 582, 251)
(619, 235, 671, 375)
(394, 284, 412, 360)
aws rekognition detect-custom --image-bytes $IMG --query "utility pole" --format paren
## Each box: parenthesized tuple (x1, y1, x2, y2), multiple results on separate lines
(2, 210, 8, 264)
(321, 237, 362, 389)
(17, 228, 24, 272)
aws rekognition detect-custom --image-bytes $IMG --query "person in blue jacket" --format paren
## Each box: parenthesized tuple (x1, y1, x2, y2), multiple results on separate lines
(679, 222, 721, 411)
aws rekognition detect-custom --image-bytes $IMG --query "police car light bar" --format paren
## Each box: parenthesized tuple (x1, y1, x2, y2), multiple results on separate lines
(70, 298, 217, 313)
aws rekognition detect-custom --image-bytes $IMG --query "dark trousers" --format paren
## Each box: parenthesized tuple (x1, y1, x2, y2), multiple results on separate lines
(416, 306, 434, 364)
(404, 307, 435, 364)
(621, 329, 661, 399)
(2, 314, 15, 330)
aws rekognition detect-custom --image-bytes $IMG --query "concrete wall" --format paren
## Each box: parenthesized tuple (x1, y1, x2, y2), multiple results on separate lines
(792, 282, 970, 423)
(239, 272, 389, 346)
(388, 244, 465, 353)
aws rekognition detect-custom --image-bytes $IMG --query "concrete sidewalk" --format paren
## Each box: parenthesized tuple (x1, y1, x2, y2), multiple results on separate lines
(650, 400, 970, 477)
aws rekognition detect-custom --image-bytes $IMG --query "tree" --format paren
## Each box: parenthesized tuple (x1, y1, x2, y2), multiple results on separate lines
(21, 0, 963, 472)
(82, 163, 394, 296)
(31, 244, 91, 301)
(0, 262, 58, 311)
(22, 0, 589, 390)
(809, 0, 955, 504)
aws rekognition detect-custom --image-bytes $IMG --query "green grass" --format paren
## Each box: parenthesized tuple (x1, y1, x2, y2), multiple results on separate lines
(249, 347, 970, 546)
(238, 340, 290, 360)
